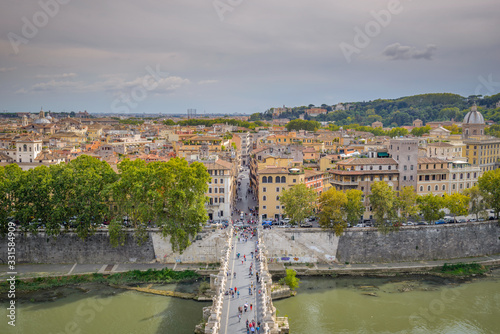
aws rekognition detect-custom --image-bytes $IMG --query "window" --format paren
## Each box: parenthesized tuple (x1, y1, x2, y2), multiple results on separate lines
(220, 188, 224, 193)
(370, 166, 373, 170)
(214, 188, 218, 193)
(404, 165, 407, 171)
(275, 176, 281, 183)
(453, 184, 456, 190)
(293, 179, 296, 183)
(220, 197, 224, 203)
(370, 176, 374, 181)
(442, 185, 446, 191)
(209, 188, 212, 193)
(435, 185, 438, 191)
(214, 170, 217, 176)
(408, 155, 410, 161)
(262, 176, 267, 183)
(420, 186, 423, 191)
(268, 176, 273, 183)
(453, 174, 456, 180)
(263, 196, 267, 201)
(403, 176, 407, 181)
(379, 166, 382, 170)
(263, 206, 267, 209)
(220, 178, 223, 184)
(388, 166, 391, 170)
(214, 179, 217, 184)
(427, 186, 431, 191)
(276, 187, 280, 192)
(214, 198, 218, 203)
(263, 187, 266, 192)
(281, 176, 286, 183)
(410, 165, 414, 170)
(410, 175, 413, 180)
(361, 186, 364, 191)
(276, 196, 279, 200)
(276, 206, 280, 209)
(389, 176, 392, 181)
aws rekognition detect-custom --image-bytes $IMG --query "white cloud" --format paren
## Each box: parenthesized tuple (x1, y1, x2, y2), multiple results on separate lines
(0, 67, 16, 72)
(382, 43, 437, 61)
(198, 79, 219, 85)
(35, 73, 78, 79)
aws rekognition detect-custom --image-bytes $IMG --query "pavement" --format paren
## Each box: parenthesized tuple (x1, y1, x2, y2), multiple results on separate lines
(219, 230, 261, 333)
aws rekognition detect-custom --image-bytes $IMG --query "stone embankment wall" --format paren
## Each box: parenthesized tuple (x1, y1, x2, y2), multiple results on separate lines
(264, 222, 500, 264)
(0, 227, 227, 264)
(1, 223, 499, 264)
(336, 222, 500, 263)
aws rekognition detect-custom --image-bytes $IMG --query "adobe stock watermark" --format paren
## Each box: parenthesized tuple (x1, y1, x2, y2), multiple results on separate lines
(475, 74, 500, 96)
(408, 281, 464, 328)
(213, 0, 244, 22)
(7, 0, 72, 55)
(339, 0, 411, 64)
(52, 295, 113, 334)
(110, 65, 169, 113)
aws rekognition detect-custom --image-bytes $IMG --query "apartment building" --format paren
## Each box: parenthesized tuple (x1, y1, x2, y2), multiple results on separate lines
(258, 166, 305, 220)
(329, 157, 399, 220)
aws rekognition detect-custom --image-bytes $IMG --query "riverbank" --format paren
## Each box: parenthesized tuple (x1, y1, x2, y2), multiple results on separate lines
(0, 268, 206, 301)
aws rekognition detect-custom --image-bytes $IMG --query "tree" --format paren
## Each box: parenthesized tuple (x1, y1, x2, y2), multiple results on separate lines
(345, 189, 364, 227)
(65, 155, 118, 239)
(318, 188, 347, 235)
(163, 119, 176, 125)
(150, 158, 210, 253)
(444, 193, 470, 220)
(478, 169, 500, 219)
(280, 184, 316, 226)
(397, 186, 418, 223)
(417, 194, 444, 224)
(463, 186, 485, 221)
(286, 119, 321, 132)
(0, 165, 23, 236)
(369, 181, 396, 233)
(282, 269, 300, 291)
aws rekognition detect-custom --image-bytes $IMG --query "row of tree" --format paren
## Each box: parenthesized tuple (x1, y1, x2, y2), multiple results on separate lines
(0, 156, 209, 252)
(280, 169, 500, 235)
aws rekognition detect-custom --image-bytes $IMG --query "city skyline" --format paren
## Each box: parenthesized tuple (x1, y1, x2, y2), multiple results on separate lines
(1, 0, 499, 114)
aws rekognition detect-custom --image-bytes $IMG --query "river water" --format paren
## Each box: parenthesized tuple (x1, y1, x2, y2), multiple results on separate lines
(1, 273, 499, 334)
(274, 272, 500, 334)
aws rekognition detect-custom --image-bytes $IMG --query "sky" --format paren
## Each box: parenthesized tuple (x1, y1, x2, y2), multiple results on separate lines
(0, 0, 499, 115)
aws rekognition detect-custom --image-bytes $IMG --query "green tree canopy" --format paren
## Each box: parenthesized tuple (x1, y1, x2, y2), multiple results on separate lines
(280, 184, 317, 226)
(369, 181, 397, 233)
(397, 186, 419, 223)
(417, 194, 444, 224)
(478, 169, 500, 219)
(318, 188, 347, 235)
(346, 189, 365, 227)
(444, 193, 470, 219)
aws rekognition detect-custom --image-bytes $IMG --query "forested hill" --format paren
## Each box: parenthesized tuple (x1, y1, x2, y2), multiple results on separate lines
(250, 93, 500, 127)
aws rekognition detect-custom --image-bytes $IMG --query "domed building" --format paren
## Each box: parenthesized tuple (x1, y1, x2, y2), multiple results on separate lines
(462, 105, 485, 139)
(34, 108, 51, 125)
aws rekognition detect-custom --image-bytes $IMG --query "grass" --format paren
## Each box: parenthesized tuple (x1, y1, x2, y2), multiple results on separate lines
(0, 268, 199, 293)
(439, 262, 487, 276)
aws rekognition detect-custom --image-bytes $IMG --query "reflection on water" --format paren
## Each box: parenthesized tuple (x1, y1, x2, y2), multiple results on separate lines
(274, 274, 500, 334)
(1, 273, 499, 334)
(0, 284, 209, 334)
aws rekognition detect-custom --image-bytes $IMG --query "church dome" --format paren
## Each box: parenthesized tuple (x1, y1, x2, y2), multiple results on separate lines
(34, 117, 51, 124)
(463, 105, 485, 124)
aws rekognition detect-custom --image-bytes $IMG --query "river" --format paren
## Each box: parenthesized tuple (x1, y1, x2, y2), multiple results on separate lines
(274, 272, 500, 334)
(1, 273, 499, 334)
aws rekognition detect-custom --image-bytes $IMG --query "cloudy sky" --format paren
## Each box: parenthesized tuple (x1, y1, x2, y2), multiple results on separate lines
(0, 0, 499, 115)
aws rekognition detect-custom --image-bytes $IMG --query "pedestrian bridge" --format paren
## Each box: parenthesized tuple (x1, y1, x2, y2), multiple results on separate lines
(202, 226, 289, 334)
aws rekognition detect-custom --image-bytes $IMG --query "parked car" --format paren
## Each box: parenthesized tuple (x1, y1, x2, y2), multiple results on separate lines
(417, 221, 427, 225)
(458, 218, 467, 223)
(435, 220, 446, 225)
(300, 222, 312, 228)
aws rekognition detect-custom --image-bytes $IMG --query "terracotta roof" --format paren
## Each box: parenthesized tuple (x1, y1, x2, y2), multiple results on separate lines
(417, 157, 449, 164)
(259, 166, 291, 174)
(202, 159, 232, 170)
(337, 158, 398, 165)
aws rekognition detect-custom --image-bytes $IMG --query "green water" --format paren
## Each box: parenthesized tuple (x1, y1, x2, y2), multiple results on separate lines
(274, 274, 500, 334)
(1, 274, 499, 334)
(0, 285, 209, 334)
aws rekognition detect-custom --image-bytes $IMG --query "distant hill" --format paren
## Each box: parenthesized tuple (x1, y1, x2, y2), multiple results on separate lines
(252, 93, 500, 127)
